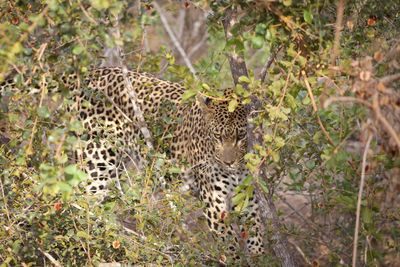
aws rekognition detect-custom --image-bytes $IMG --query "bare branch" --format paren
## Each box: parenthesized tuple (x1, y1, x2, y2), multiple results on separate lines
(372, 94, 400, 152)
(78, 0, 98, 25)
(330, 0, 345, 74)
(323, 96, 373, 109)
(187, 32, 209, 59)
(324, 94, 400, 153)
(379, 72, 400, 85)
(38, 247, 62, 267)
(302, 71, 335, 147)
(352, 134, 373, 267)
(321, 0, 345, 105)
(260, 45, 282, 83)
(139, 1, 150, 53)
(112, 17, 154, 152)
(153, 1, 197, 79)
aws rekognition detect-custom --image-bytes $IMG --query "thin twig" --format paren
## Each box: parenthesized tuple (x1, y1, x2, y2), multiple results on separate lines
(187, 32, 209, 59)
(372, 93, 400, 152)
(260, 45, 282, 83)
(112, 16, 154, 152)
(293, 242, 311, 266)
(324, 94, 400, 152)
(68, 204, 89, 255)
(352, 134, 372, 267)
(302, 71, 335, 147)
(113, 15, 168, 197)
(254, 51, 300, 171)
(137, 0, 150, 69)
(26, 74, 46, 157)
(323, 96, 373, 109)
(38, 247, 61, 267)
(278, 51, 300, 108)
(153, 1, 197, 79)
(379, 72, 400, 85)
(78, 0, 98, 25)
(0, 173, 11, 227)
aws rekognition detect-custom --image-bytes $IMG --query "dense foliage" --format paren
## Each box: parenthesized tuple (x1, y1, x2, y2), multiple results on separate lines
(0, 0, 399, 266)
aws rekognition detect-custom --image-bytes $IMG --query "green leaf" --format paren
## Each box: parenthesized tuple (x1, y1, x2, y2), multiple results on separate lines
(271, 151, 280, 162)
(72, 45, 84, 55)
(91, 0, 110, 9)
(235, 195, 249, 212)
(298, 55, 307, 67)
(251, 35, 264, 49)
(166, 66, 178, 74)
(232, 192, 246, 206)
(362, 207, 373, 225)
(37, 106, 50, 118)
(168, 167, 181, 174)
(76, 231, 89, 239)
(313, 131, 322, 145)
(302, 95, 311, 105)
(105, 201, 116, 211)
(57, 182, 72, 193)
(255, 23, 267, 34)
(228, 99, 238, 112)
(9, 113, 19, 123)
(201, 83, 210, 91)
(275, 137, 285, 148)
(263, 134, 272, 143)
(238, 76, 251, 84)
(182, 89, 197, 101)
(258, 178, 269, 194)
(76, 169, 88, 181)
(304, 10, 313, 24)
(65, 164, 78, 175)
(242, 174, 253, 186)
(10, 43, 22, 56)
(283, 0, 292, 6)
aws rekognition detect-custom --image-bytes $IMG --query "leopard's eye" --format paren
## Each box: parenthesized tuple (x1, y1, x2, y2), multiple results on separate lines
(214, 133, 222, 141)
(237, 131, 247, 140)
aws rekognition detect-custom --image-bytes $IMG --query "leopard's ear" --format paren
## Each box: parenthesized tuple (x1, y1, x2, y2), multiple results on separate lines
(196, 95, 215, 117)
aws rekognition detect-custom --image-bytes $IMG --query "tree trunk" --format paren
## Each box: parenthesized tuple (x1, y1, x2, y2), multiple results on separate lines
(222, 6, 298, 267)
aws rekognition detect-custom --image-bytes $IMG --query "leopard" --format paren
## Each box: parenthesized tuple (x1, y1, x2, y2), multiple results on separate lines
(0, 67, 264, 256)
(183, 159, 264, 256)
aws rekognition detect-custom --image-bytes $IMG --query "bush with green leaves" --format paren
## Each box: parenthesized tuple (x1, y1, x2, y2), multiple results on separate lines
(1, 0, 399, 266)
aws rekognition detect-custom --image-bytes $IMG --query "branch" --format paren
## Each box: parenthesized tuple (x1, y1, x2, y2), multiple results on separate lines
(187, 32, 209, 59)
(324, 94, 400, 153)
(379, 72, 400, 85)
(38, 247, 62, 267)
(372, 93, 400, 152)
(330, 0, 345, 75)
(153, 1, 197, 79)
(352, 134, 372, 267)
(260, 45, 282, 83)
(221, 5, 298, 267)
(221, 7, 248, 87)
(113, 17, 154, 153)
(302, 71, 335, 147)
(323, 96, 373, 109)
(321, 0, 345, 105)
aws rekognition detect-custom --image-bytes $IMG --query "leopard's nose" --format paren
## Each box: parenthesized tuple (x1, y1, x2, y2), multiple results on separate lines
(221, 147, 236, 166)
(223, 158, 235, 166)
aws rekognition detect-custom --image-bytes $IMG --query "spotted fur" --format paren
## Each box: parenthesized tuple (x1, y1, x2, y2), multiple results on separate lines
(0, 67, 263, 255)
(184, 161, 264, 255)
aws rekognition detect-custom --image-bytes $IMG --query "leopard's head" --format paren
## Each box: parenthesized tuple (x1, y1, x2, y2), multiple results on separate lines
(198, 95, 248, 169)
